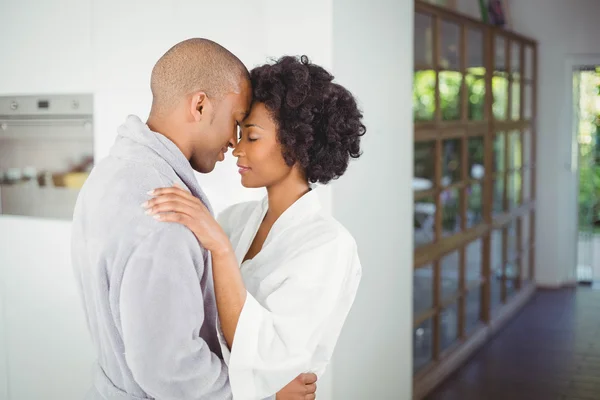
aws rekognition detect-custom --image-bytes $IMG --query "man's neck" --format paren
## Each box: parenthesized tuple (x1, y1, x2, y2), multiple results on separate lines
(146, 114, 192, 160)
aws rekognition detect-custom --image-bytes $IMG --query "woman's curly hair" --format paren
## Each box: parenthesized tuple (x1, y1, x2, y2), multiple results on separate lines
(250, 55, 366, 184)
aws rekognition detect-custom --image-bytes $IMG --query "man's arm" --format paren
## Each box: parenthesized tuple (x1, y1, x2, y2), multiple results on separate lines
(120, 223, 230, 399)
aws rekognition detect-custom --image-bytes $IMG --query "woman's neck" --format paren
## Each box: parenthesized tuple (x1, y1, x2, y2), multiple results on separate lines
(265, 176, 310, 222)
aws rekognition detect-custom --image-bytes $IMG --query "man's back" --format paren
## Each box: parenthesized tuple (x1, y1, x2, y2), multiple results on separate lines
(72, 115, 230, 399)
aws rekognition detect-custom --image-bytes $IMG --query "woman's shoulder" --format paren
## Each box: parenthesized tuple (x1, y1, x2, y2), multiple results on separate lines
(295, 212, 358, 252)
(217, 201, 261, 232)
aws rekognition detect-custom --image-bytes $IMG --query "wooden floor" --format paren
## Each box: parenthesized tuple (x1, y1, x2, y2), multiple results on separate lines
(427, 287, 600, 400)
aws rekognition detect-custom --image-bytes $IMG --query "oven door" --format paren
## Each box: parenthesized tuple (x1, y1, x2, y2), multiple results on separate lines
(0, 118, 93, 219)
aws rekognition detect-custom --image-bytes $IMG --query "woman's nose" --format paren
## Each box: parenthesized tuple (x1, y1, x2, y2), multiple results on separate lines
(232, 144, 244, 158)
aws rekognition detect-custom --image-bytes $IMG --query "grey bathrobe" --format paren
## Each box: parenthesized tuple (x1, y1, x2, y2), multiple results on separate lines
(72, 115, 231, 399)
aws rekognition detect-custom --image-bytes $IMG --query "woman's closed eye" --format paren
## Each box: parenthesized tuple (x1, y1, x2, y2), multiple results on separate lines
(239, 130, 258, 142)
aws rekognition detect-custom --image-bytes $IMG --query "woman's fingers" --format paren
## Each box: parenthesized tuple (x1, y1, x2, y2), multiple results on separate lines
(148, 185, 197, 202)
(144, 200, 197, 217)
(144, 189, 205, 213)
(144, 195, 199, 214)
(305, 383, 317, 394)
(301, 373, 317, 385)
(154, 210, 192, 226)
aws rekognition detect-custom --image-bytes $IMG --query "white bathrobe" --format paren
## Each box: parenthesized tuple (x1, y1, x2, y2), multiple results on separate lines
(217, 189, 362, 400)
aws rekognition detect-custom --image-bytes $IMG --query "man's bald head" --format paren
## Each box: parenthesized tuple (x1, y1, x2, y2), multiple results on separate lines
(150, 38, 249, 115)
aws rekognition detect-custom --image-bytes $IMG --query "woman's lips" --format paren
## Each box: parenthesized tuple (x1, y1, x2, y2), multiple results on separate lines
(237, 164, 251, 174)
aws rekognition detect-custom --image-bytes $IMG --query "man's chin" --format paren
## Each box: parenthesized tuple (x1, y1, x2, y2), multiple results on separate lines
(191, 161, 216, 174)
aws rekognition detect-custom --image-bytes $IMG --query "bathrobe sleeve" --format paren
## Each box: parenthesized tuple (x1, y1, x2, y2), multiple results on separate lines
(225, 232, 362, 400)
(119, 223, 231, 400)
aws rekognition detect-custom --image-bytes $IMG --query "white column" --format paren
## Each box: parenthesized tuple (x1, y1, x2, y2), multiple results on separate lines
(331, 0, 414, 399)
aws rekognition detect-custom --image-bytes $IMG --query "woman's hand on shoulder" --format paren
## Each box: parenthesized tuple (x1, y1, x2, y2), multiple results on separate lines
(143, 184, 233, 257)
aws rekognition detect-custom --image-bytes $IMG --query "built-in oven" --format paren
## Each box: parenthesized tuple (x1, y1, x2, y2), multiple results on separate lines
(0, 94, 93, 219)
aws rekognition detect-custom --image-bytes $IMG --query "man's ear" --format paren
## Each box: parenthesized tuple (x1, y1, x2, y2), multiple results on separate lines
(190, 92, 209, 122)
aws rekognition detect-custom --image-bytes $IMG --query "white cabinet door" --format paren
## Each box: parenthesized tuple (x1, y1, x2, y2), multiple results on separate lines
(0, 276, 8, 400)
(1, 217, 95, 400)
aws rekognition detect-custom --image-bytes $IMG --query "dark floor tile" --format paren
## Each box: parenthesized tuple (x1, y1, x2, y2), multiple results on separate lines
(428, 288, 600, 400)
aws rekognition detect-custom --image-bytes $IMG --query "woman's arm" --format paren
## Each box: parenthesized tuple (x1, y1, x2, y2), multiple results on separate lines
(144, 186, 248, 347)
(210, 248, 246, 348)
(144, 186, 354, 399)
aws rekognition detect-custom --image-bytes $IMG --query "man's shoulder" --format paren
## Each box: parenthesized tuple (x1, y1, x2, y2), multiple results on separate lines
(124, 222, 209, 281)
(88, 154, 171, 188)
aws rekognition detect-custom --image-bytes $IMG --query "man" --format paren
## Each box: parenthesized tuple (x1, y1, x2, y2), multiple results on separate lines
(72, 38, 316, 399)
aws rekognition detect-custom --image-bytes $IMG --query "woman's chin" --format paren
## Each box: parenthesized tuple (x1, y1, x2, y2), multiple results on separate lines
(239, 178, 253, 188)
(240, 178, 263, 189)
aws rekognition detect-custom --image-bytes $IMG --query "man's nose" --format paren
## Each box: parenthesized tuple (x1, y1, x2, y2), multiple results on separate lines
(227, 136, 237, 150)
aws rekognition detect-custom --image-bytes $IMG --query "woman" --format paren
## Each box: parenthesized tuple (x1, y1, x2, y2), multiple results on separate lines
(144, 55, 365, 400)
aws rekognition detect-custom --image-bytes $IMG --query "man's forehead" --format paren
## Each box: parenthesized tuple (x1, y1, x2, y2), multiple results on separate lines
(237, 110, 250, 121)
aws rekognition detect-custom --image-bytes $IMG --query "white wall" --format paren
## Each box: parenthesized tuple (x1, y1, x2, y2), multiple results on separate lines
(0, 0, 336, 398)
(330, 0, 414, 399)
(503, 0, 600, 286)
(454, 0, 600, 286)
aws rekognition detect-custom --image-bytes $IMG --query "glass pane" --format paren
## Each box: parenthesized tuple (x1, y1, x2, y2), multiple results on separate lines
(465, 288, 481, 334)
(507, 222, 518, 262)
(467, 183, 483, 229)
(441, 250, 460, 300)
(508, 131, 522, 170)
(494, 133, 506, 172)
(413, 70, 436, 122)
(511, 41, 521, 77)
(467, 28, 484, 69)
(467, 183, 483, 228)
(467, 29, 485, 121)
(495, 35, 506, 73)
(508, 170, 522, 209)
(521, 212, 530, 253)
(414, 141, 436, 190)
(525, 46, 534, 80)
(414, 264, 434, 316)
(492, 75, 509, 119)
(440, 21, 460, 70)
(466, 239, 482, 285)
(491, 229, 503, 270)
(506, 276, 517, 298)
(468, 136, 485, 179)
(415, 13, 434, 67)
(521, 250, 531, 282)
(524, 83, 533, 119)
(414, 318, 433, 373)
(511, 80, 521, 121)
(442, 139, 462, 185)
(466, 74, 485, 121)
(493, 176, 505, 215)
(439, 71, 462, 121)
(441, 187, 461, 237)
(441, 302, 459, 351)
(491, 230, 503, 311)
(414, 196, 436, 248)
(523, 130, 532, 167)
(523, 167, 532, 201)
